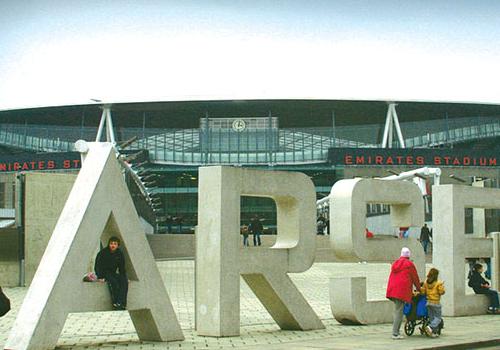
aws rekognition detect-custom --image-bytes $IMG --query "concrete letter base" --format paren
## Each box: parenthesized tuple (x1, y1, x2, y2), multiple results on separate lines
(5, 143, 183, 350)
(242, 271, 324, 330)
(330, 277, 393, 324)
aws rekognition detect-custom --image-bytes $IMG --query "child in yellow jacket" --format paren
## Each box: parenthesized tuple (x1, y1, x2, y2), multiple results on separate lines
(422, 268, 445, 337)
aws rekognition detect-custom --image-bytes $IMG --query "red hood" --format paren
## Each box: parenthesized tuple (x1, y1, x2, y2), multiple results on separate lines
(391, 257, 413, 273)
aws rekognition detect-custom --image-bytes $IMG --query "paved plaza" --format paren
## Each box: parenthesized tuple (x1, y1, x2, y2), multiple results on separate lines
(1, 260, 500, 349)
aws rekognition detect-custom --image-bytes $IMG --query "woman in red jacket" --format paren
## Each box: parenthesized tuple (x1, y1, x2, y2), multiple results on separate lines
(386, 247, 421, 339)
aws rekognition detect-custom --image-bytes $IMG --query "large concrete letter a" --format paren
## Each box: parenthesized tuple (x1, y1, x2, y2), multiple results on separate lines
(5, 143, 183, 350)
(196, 166, 324, 336)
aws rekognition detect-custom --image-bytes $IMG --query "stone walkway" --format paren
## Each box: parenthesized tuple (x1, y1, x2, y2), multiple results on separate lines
(1, 261, 499, 349)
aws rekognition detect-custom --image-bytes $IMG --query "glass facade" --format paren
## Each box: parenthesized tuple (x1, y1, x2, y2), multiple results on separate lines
(1, 115, 498, 165)
(0, 111, 498, 234)
(143, 166, 339, 232)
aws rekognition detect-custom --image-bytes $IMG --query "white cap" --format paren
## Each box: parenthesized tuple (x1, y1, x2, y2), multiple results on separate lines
(401, 247, 411, 258)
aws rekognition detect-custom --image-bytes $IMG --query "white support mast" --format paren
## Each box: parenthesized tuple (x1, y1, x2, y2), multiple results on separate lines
(95, 104, 116, 145)
(381, 102, 405, 148)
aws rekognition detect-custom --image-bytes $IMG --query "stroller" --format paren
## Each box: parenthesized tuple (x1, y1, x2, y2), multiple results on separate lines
(403, 294, 444, 336)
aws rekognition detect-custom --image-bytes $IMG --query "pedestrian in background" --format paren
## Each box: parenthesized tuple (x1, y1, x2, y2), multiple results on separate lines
(419, 223, 432, 254)
(241, 224, 249, 247)
(248, 215, 263, 246)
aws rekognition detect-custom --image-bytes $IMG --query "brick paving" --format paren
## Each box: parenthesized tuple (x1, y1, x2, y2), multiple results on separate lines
(1, 260, 499, 349)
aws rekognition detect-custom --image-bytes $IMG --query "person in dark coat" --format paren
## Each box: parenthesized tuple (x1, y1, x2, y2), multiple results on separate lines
(419, 224, 432, 254)
(166, 215, 173, 233)
(386, 247, 421, 339)
(95, 236, 128, 310)
(468, 263, 500, 314)
(248, 216, 263, 246)
(175, 215, 183, 234)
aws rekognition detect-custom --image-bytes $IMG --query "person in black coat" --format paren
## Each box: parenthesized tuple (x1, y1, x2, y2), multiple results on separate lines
(95, 236, 128, 310)
(248, 216, 263, 246)
(419, 224, 432, 254)
(468, 263, 500, 314)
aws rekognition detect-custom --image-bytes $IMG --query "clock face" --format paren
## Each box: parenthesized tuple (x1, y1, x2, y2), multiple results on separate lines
(232, 119, 246, 132)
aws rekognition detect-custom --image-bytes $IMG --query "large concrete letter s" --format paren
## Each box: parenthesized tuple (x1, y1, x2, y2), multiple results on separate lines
(196, 166, 324, 336)
(329, 178, 425, 324)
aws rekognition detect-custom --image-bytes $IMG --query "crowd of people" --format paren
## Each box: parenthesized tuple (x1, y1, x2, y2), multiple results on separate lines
(165, 215, 184, 234)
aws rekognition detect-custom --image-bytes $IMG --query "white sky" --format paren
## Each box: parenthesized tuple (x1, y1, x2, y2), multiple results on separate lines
(1, 1, 500, 110)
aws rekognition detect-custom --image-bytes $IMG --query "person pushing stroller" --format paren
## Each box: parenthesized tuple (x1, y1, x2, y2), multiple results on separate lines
(386, 247, 421, 340)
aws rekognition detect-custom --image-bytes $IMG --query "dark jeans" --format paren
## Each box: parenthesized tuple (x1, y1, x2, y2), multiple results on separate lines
(421, 240, 429, 254)
(253, 232, 261, 246)
(105, 273, 128, 307)
(478, 288, 500, 309)
(243, 234, 249, 246)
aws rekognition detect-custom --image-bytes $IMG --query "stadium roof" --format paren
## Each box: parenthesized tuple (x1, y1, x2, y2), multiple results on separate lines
(0, 99, 499, 129)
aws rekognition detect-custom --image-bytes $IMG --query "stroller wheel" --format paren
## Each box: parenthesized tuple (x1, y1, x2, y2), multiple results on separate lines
(419, 318, 428, 335)
(404, 320, 415, 336)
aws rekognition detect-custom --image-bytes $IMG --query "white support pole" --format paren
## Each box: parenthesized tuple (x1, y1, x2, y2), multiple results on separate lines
(104, 106, 116, 145)
(434, 173, 441, 186)
(94, 104, 116, 144)
(95, 109, 107, 142)
(105, 118, 111, 143)
(381, 105, 392, 148)
(387, 118, 393, 148)
(391, 104, 406, 148)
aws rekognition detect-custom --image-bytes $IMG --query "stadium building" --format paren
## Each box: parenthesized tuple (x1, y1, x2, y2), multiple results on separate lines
(0, 99, 499, 234)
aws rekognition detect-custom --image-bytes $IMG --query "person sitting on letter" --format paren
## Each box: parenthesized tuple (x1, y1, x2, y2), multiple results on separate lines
(468, 263, 500, 314)
(95, 236, 128, 310)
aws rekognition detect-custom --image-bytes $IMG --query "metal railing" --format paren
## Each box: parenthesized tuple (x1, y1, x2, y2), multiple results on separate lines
(405, 122, 500, 148)
(0, 125, 75, 152)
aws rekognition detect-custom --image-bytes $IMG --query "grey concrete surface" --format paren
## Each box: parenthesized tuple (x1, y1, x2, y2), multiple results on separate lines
(24, 172, 77, 285)
(1, 260, 499, 350)
(433, 184, 500, 316)
(329, 178, 425, 324)
(4, 143, 183, 350)
(196, 166, 323, 336)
